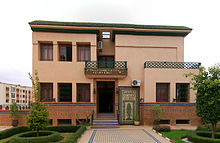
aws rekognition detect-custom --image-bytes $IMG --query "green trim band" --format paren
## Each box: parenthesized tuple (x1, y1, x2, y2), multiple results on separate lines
(112, 30, 189, 41)
(31, 28, 99, 35)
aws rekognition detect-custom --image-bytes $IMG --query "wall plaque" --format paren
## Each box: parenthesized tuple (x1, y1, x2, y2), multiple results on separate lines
(119, 87, 139, 124)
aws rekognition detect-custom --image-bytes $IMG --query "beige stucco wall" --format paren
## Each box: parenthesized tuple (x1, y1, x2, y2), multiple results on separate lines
(98, 39, 115, 56)
(32, 32, 97, 102)
(144, 68, 198, 103)
(115, 34, 185, 99)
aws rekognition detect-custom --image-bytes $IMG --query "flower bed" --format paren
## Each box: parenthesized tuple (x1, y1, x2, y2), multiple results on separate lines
(153, 125, 171, 132)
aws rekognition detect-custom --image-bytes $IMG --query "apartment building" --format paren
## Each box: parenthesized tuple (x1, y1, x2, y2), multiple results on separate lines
(0, 82, 32, 110)
(29, 20, 201, 126)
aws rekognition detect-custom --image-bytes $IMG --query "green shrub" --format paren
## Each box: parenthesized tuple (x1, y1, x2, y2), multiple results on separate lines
(197, 126, 220, 132)
(46, 125, 79, 133)
(10, 130, 60, 143)
(153, 125, 170, 132)
(61, 126, 86, 143)
(0, 126, 30, 139)
(187, 131, 220, 143)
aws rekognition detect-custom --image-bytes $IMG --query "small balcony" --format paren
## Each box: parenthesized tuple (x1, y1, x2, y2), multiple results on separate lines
(85, 61, 127, 78)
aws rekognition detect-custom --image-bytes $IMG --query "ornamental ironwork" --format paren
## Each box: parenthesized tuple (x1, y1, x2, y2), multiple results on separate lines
(144, 61, 201, 69)
(85, 61, 127, 69)
(85, 61, 127, 76)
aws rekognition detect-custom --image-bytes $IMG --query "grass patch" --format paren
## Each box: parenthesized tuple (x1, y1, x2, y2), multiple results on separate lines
(161, 129, 188, 143)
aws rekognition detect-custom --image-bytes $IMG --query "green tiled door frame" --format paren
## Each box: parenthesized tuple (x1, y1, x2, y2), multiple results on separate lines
(118, 86, 140, 124)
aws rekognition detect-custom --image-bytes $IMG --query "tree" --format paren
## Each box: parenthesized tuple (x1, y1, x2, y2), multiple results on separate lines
(10, 102, 20, 127)
(152, 105, 162, 125)
(26, 70, 49, 136)
(186, 64, 220, 138)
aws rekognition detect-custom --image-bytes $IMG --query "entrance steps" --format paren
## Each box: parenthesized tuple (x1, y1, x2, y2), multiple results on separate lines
(91, 113, 119, 129)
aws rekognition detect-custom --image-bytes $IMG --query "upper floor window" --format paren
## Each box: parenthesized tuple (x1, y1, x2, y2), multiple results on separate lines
(176, 83, 189, 102)
(6, 87, 9, 91)
(40, 43, 53, 61)
(11, 93, 15, 98)
(156, 83, 169, 102)
(77, 44, 90, 62)
(11, 87, 15, 92)
(59, 44, 72, 61)
(102, 32, 110, 39)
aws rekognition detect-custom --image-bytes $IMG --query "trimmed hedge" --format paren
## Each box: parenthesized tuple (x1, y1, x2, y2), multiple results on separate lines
(60, 126, 87, 143)
(196, 126, 220, 132)
(0, 126, 30, 140)
(10, 130, 60, 143)
(187, 131, 220, 143)
(46, 125, 79, 133)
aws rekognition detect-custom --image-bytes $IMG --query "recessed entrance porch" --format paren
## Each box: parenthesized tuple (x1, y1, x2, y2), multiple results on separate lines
(97, 81, 115, 113)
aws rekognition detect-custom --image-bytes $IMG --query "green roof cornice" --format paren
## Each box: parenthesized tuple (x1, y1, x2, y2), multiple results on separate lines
(29, 20, 192, 31)
(112, 30, 189, 41)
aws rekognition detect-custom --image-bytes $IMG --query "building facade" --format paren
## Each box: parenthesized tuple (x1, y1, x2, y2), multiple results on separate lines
(0, 82, 32, 110)
(29, 20, 201, 126)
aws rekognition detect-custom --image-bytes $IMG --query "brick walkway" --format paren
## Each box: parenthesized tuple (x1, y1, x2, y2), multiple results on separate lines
(78, 126, 171, 143)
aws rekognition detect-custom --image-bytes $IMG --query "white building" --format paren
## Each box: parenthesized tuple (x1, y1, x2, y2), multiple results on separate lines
(0, 82, 32, 110)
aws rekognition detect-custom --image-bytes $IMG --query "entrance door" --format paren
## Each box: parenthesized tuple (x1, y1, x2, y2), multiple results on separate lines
(97, 81, 114, 113)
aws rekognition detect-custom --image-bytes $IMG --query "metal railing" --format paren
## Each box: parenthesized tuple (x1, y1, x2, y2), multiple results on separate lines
(144, 61, 201, 69)
(85, 61, 127, 69)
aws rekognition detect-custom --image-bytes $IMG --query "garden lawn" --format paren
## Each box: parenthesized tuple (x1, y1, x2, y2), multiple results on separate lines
(161, 129, 189, 143)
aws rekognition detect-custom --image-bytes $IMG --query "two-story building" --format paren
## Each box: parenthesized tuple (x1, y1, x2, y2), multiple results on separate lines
(29, 20, 201, 126)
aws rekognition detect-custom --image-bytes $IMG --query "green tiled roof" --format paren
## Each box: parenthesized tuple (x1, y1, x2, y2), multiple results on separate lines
(29, 20, 192, 31)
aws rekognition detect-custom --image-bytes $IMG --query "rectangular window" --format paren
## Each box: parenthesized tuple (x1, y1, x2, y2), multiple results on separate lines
(156, 83, 169, 102)
(11, 93, 15, 98)
(98, 56, 114, 68)
(159, 120, 170, 124)
(102, 32, 110, 39)
(57, 119, 72, 126)
(6, 87, 9, 91)
(77, 83, 90, 102)
(49, 119, 53, 126)
(40, 83, 53, 102)
(11, 87, 15, 92)
(176, 83, 189, 102)
(77, 44, 90, 61)
(6, 99, 9, 103)
(40, 43, 53, 61)
(58, 83, 72, 102)
(59, 44, 72, 61)
(176, 120, 189, 124)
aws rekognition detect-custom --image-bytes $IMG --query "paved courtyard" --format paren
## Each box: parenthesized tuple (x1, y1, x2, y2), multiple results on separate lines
(78, 126, 171, 143)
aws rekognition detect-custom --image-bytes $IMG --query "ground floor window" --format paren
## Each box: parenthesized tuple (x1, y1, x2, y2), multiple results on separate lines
(57, 119, 72, 126)
(156, 83, 169, 102)
(176, 120, 189, 124)
(58, 83, 72, 102)
(176, 83, 189, 102)
(77, 83, 90, 102)
(40, 83, 53, 102)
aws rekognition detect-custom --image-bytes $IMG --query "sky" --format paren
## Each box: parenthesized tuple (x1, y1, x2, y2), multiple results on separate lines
(0, 0, 219, 87)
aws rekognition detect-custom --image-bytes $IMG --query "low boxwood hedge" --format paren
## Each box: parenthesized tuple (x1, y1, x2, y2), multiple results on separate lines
(196, 126, 220, 132)
(60, 126, 87, 143)
(10, 130, 60, 143)
(187, 131, 220, 143)
(0, 126, 30, 140)
(46, 125, 79, 133)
